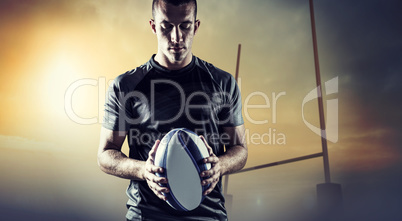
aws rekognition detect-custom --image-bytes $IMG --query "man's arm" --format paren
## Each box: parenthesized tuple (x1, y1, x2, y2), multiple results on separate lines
(97, 127, 169, 200)
(200, 124, 248, 195)
(219, 124, 248, 175)
(97, 127, 144, 180)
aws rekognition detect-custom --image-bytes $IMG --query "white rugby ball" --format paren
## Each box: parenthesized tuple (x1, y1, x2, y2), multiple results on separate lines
(154, 128, 211, 211)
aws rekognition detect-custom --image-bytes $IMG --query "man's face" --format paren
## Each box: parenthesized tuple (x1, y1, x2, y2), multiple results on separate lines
(151, 1, 200, 66)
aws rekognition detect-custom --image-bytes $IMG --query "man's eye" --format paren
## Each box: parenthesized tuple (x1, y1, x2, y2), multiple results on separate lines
(161, 24, 173, 30)
(181, 24, 191, 30)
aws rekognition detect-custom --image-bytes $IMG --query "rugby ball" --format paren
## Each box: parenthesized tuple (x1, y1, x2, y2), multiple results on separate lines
(154, 128, 211, 211)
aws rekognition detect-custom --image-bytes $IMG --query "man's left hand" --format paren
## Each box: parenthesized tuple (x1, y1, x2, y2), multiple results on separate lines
(199, 135, 222, 196)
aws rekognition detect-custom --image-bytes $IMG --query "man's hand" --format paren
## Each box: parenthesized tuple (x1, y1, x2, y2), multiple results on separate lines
(199, 136, 222, 196)
(143, 140, 170, 201)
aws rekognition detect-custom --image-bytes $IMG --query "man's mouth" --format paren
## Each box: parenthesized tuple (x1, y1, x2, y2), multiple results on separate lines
(171, 47, 184, 51)
(169, 44, 185, 51)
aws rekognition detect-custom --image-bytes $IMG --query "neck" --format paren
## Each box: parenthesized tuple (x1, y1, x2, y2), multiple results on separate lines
(154, 53, 192, 70)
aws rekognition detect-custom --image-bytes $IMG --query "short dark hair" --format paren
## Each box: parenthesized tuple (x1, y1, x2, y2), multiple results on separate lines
(152, 0, 197, 19)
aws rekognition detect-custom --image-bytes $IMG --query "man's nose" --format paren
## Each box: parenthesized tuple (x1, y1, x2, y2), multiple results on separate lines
(170, 26, 183, 43)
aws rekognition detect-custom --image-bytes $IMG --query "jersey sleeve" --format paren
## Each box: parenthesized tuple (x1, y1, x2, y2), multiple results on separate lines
(102, 77, 132, 131)
(218, 74, 244, 127)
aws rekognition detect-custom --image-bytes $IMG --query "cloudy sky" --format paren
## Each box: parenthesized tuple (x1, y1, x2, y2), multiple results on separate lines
(0, 0, 401, 220)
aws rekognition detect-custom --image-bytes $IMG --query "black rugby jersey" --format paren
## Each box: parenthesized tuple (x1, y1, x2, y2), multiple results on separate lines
(103, 55, 243, 221)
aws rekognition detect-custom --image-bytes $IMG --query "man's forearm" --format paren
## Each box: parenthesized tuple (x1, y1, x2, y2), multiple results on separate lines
(219, 144, 248, 176)
(98, 149, 145, 181)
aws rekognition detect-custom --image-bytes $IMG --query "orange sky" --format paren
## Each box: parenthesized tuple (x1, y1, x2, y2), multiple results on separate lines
(1, 0, 401, 220)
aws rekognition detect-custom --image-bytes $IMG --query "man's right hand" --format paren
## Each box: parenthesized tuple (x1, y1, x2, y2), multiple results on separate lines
(143, 140, 170, 201)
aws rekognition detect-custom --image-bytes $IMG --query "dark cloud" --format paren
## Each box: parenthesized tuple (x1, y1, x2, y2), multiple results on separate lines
(289, 1, 402, 220)
(314, 0, 402, 131)
(337, 166, 402, 221)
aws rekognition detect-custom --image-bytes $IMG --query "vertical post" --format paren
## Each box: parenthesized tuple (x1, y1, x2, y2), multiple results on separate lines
(309, 0, 343, 217)
(225, 43, 242, 195)
(235, 44, 242, 81)
(224, 43, 242, 218)
(309, 0, 331, 184)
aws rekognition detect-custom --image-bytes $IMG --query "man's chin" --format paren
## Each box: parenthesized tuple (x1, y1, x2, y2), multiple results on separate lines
(171, 53, 186, 63)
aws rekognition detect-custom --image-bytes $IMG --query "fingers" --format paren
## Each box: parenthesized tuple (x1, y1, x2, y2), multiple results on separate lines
(200, 135, 214, 155)
(201, 173, 219, 196)
(147, 180, 169, 201)
(201, 174, 219, 185)
(148, 140, 160, 162)
(200, 163, 220, 185)
(144, 168, 169, 201)
(148, 177, 169, 192)
(203, 155, 219, 164)
(146, 176, 169, 192)
(200, 158, 221, 196)
(199, 136, 221, 196)
(145, 140, 170, 201)
(203, 182, 217, 196)
(146, 161, 164, 174)
(155, 190, 168, 201)
(145, 139, 166, 182)
(145, 172, 168, 184)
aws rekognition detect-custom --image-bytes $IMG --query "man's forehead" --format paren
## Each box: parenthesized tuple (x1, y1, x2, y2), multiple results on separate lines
(154, 1, 195, 23)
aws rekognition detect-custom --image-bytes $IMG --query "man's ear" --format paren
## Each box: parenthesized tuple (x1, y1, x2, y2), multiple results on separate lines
(149, 19, 157, 34)
(194, 19, 201, 35)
